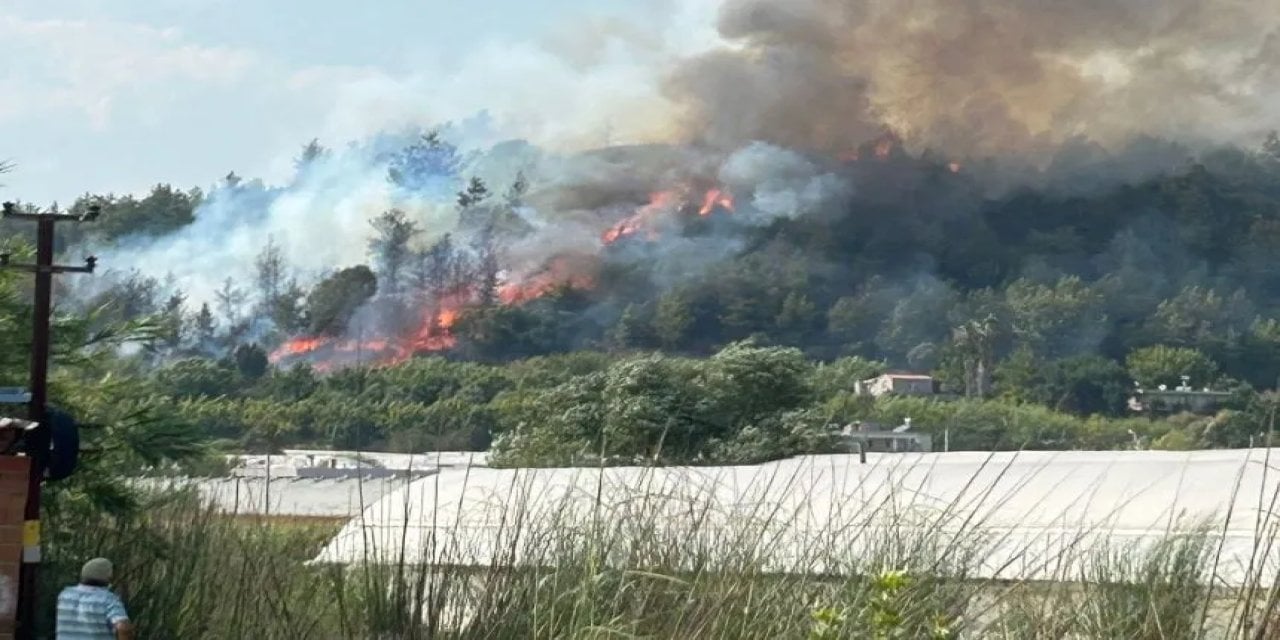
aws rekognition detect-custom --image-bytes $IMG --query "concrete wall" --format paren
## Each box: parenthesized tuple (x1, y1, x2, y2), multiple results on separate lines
(0, 457, 29, 640)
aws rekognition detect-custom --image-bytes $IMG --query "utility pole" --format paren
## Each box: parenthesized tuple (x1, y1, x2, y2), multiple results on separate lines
(0, 201, 98, 640)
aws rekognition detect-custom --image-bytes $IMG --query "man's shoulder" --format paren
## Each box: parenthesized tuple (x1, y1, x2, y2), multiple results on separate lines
(57, 584, 119, 603)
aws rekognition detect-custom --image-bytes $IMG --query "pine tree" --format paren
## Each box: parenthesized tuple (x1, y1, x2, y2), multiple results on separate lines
(214, 278, 246, 330)
(368, 210, 420, 298)
(472, 226, 501, 306)
(505, 171, 529, 208)
(254, 236, 286, 313)
(457, 177, 490, 209)
(412, 234, 457, 300)
(293, 138, 330, 171)
(194, 302, 217, 346)
(609, 304, 652, 350)
(160, 291, 186, 349)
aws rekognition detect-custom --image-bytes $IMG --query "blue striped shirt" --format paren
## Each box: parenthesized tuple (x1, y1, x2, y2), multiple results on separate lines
(55, 585, 129, 640)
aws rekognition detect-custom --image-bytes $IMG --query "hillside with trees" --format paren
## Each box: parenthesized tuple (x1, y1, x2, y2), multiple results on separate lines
(6, 134, 1280, 464)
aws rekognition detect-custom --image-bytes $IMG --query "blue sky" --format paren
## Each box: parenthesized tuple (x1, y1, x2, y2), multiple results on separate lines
(1, 0, 720, 205)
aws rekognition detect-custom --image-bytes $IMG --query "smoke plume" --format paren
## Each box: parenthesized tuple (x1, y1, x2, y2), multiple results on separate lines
(56, 0, 1280, 371)
(664, 0, 1280, 158)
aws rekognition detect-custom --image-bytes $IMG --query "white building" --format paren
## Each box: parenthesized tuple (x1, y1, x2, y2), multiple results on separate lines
(1129, 383, 1233, 415)
(314, 449, 1280, 588)
(856, 373, 937, 397)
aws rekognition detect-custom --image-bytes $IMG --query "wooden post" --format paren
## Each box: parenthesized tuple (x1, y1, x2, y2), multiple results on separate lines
(1, 202, 98, 639)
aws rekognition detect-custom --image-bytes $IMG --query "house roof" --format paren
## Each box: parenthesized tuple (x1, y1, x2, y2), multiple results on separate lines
(314, 449, 1280, 587)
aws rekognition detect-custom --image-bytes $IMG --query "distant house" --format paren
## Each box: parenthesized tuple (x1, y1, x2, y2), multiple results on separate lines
(1128, 381, 1232, 415)
(856, 373, 937, 398)
(837, 420, 933, 453)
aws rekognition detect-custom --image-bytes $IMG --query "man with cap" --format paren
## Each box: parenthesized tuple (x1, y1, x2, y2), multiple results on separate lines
(54, 558, 134, 640)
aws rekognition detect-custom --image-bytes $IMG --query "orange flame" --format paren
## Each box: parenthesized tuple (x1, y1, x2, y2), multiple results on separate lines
(874, 138, 895, 159)
(602, 190, 678, 245)
(278, 183, 734, 371)
(499, 255, 598, 304)
(269, 336, 328, 363)
(948, 162, 962, 173)
(698, 188, 734, 216)
(437, 308, 459, 329)
(603, 187, 734, 245)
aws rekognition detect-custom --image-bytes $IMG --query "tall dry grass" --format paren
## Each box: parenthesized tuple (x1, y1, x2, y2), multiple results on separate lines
(38, 452, 1280, 639)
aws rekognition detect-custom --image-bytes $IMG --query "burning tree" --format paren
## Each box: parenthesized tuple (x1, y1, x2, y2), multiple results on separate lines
(269, 162, 739, 372)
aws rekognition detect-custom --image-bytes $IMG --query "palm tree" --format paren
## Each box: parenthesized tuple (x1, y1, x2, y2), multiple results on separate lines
(952, 314, 999, 398)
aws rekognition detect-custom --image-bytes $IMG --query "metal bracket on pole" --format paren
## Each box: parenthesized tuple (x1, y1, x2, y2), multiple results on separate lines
(1, 201, 100, 223)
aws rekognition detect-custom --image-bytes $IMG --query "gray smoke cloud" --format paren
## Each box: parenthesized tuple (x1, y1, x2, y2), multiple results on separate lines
(664, 0, 1280, 159)
(718, 142, 849, 224)
(67, 0, 1280, 340)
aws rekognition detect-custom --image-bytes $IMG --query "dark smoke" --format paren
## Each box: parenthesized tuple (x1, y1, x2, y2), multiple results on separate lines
(664, 0, 1280, 159)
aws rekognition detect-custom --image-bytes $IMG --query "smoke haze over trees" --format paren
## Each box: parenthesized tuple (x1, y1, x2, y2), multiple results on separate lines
(4, 129, 1280, 460)
(7, 0, 1280, 461)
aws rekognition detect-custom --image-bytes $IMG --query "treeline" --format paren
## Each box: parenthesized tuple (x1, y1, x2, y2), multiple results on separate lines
(137, 340, 1275, 465)
(39, 136, 1280, 374)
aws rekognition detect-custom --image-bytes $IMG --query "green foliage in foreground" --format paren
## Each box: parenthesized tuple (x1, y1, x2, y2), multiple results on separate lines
(135, 340, 1280, 467)
(38, 485, 1280, 639)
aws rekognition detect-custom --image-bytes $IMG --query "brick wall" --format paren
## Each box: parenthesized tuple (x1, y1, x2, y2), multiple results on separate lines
(0, 457, 29, 640)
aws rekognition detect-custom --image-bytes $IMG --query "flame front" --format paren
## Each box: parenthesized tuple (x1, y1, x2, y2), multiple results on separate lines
(603, 187, 734, 245)
(874, 138, 895, 159)
(272, 337, 327, 360)
(602, 190, 678, 245)
(275, 184, 733, 371)
(699, 189, 734, 216)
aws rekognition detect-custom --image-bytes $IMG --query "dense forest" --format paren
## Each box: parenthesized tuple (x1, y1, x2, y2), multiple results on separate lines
(6, 131, 1280, 465)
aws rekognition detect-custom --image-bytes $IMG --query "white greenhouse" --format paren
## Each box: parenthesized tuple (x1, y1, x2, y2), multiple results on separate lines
(314, 449, 1280, 587)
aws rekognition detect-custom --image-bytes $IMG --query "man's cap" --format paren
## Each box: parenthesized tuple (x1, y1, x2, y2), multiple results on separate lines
(80, 558, 112, 583)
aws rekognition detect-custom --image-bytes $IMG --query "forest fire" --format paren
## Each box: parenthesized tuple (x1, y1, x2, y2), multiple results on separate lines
(271, 182, 732, 371)
(269, 337, 403, 373)
(271, 336, 328, 359)
(699, 189, 734, 216)
(500, 254, 599, 305)
(601, 190, 678, 245)
(498, 274, 593, 305)
(407, 314, 457, 352)
(602, 187, 734, 245)
(271, 316, 455, 369)
(270, 292, 465, 368)
(874, 138, 895, 159)
(270, 256, 601, 369)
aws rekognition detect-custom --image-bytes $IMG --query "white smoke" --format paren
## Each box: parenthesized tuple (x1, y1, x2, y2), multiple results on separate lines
(719, 142, 850, 224)
(92, 145, 449, 307)
(307, 2, 724, 154)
